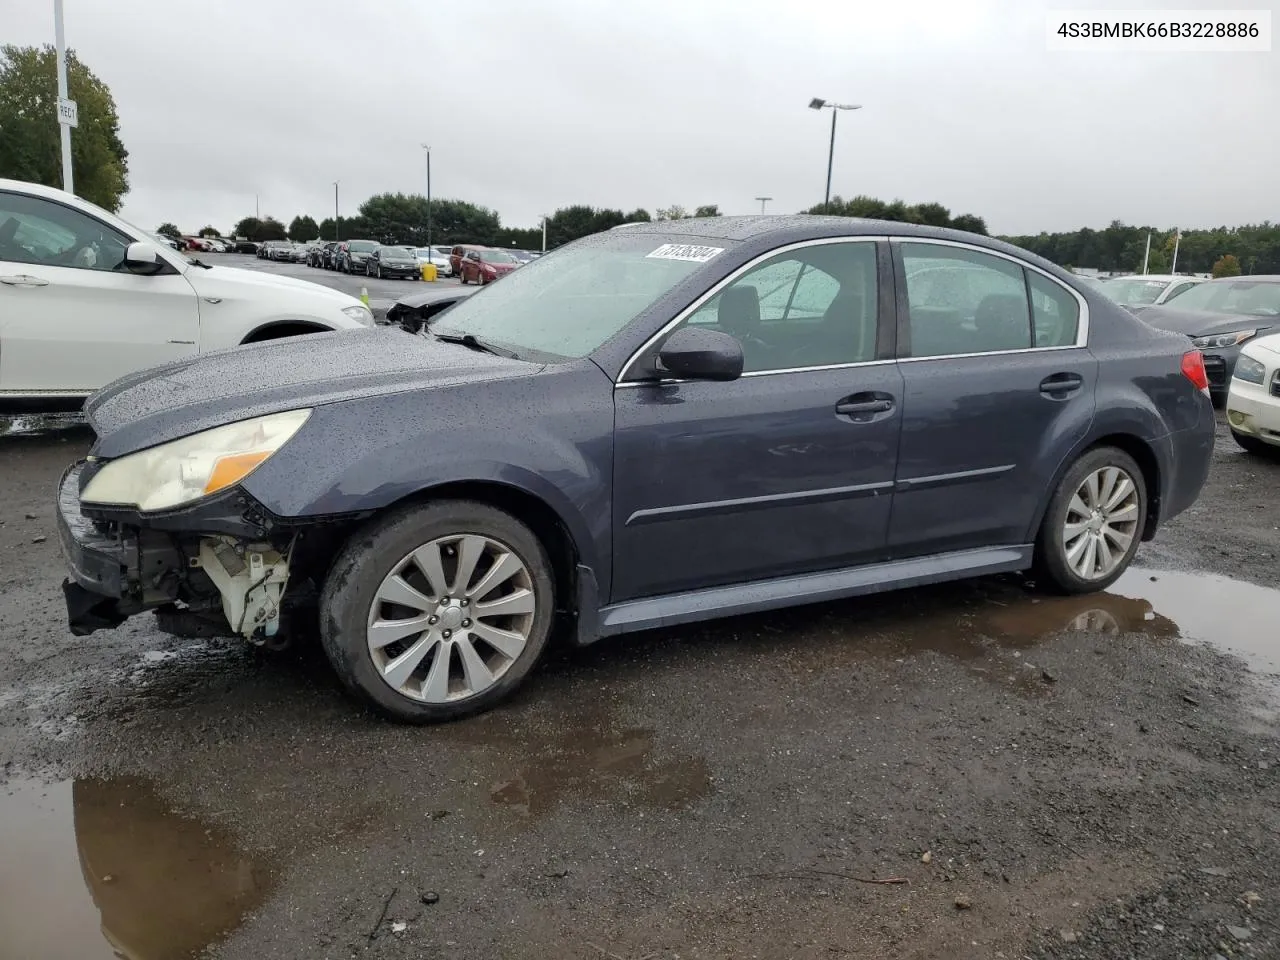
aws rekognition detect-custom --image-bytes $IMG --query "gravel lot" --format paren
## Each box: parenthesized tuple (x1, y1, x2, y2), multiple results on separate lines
(1, 407, 1277, 960)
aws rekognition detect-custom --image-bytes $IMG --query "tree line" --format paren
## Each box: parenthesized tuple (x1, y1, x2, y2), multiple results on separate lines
(998, 221, 1280, 276)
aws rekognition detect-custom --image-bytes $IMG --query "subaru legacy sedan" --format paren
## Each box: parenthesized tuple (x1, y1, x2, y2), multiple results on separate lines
(56, 217, 1214, 723)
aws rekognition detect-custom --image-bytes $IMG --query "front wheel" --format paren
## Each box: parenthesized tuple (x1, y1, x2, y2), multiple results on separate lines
(1034, 446, 1146, 594)
(319, 500, 555, 723)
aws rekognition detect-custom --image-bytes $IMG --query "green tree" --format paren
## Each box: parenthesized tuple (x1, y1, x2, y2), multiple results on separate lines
(496, 226, 541, 249)
(232, 216, 286, 242)
(155, 222, 181, 241)
(656, 205, 688, 221)
(233, 217, 262, 240)
(0, 44, 129, 211)
(949, 214, 988, 236)
(625, 208, 652, 223)
(1212, 254, 1242, 278)
(288, 214, 319, 241)
(544, 205, 633, 247)
(356, 193, 500, 246)
(197, 225, 220, 238)
(693, 204, 721, 218)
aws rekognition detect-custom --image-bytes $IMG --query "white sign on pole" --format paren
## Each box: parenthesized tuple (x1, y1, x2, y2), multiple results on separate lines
(56, 97, 78, 128)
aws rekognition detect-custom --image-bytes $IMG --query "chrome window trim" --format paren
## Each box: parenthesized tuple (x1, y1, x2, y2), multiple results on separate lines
(614, 358, 896, 389)
(615, 235, 888, 385)
(891, 236, 1090, 350)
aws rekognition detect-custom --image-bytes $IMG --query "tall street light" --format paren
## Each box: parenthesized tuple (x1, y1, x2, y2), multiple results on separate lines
(420, 144, 432, 249)
(808, 98, 861, 213)
(754, 196, 773, 214)
(332, 180, 340, 241)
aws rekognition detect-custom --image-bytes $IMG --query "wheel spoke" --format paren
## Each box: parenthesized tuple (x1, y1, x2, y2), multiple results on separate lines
(368, 615, 433, 650)
(411, 543, 449, 600)
(1084, 471, 1101, 508)
(1067, 493, 1090, 520)
(1102, 524, 1134, 553)
(466, 551, 524, 601)
(1082, 536, 1099, 577)
(1065, 530, 1090, 569)
(468, 620, 527, 659)
(381, 634, 437, 689)
(376, 575, 433, 612)
(451, 535, 486, 595)
(1063, 520, 1090, 543)
(474, 588, 535, 619)
(1106, 502, 1139, 524)
(1094, 532, 1114, 573)
(1104, 475, 1135, 511)
(421, 642, 452, 701)
(1097, 468, 1117, 510)
(456, 635, 495, 693)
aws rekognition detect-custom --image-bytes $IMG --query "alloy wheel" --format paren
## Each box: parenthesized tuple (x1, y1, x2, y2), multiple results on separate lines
(366, 534, 536, 702)
(1062, 466, 1140, 580)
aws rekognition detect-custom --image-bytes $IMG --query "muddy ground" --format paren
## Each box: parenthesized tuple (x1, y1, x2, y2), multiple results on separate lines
(1, 414, 1277, 960)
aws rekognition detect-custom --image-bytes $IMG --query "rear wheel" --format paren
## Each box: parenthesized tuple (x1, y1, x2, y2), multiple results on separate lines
(1232, 430, 1279, 457)
(320, 501, 555, 723)
(1034, 446, 1146, 594)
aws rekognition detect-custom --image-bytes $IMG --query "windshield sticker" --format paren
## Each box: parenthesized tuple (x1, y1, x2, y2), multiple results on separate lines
(646, 243, 724, 263)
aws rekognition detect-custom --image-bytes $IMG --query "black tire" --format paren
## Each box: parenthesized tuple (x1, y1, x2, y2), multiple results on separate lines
(1232, 430, 1279, 458)
(1034, 446, 1147, 595)
(319, 500, 555, 723)
(460, 272, 468, 285)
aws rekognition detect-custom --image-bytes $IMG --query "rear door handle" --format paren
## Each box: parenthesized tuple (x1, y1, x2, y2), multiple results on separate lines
(0, 274, 50, 287)
(1039, 372, 1084, 399)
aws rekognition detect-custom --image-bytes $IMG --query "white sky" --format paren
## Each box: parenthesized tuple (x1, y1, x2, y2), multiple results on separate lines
(3, 0, 1276, 235)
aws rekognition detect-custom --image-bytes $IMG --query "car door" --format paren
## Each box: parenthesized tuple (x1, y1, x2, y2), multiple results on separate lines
(0, 189, 200, 395)
(464, 251, 481, 282)
(611, 238, 903, 602)
(886, 239, 1097, 557)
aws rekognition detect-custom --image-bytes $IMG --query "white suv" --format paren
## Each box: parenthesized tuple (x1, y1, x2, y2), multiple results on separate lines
(1226, 331, 1280, 456)
(0, 178, 374, 404)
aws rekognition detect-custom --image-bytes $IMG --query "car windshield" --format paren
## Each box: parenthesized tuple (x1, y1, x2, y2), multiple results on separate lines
(1104, 278, 1173, 305)
(432, 232, 734, 360)
(415, 248, 434, 257)
(1160, 279, 1280, 317)
(479, 250, 516, 263)
(348, 240, 377, 252)
(381, 246, 414, 257)
(433, 246, 451, 256)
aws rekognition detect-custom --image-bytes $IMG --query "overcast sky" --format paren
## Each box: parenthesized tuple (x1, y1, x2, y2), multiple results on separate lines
(4, 0, 1276, 236)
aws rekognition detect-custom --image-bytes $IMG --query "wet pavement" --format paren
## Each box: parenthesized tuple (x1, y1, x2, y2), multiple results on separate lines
(1, 414, 1278, 959)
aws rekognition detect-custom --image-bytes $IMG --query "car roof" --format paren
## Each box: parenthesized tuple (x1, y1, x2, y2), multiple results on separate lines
(1200, 275, 1280, 283)
(1108, 274, 1195, 282)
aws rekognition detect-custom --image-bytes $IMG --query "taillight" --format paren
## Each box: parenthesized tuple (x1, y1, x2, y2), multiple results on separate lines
(1181, 350, 1209, 391)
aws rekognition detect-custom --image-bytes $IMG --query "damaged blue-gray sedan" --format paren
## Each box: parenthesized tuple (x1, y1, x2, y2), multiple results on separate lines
(57, 217, 1215, 722)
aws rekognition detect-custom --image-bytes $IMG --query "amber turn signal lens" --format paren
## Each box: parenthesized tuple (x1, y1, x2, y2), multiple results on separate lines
(203, 451, 272, 495)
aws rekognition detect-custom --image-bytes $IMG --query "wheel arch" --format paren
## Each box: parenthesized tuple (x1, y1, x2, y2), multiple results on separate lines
(380, 478, 586, 633)
(240, 319, 332, 344)
(1029, 431, 1164, 545)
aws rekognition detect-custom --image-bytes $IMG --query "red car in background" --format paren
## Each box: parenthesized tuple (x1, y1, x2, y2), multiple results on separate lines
(459, 247, 520, 285)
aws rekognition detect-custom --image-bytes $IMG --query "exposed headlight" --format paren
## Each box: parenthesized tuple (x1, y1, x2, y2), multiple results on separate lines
(342, 304, 374, 326)
(1233, 354, 1268, 385)
(1191, 329, 1256, 350)
(81, 410, 312, 512)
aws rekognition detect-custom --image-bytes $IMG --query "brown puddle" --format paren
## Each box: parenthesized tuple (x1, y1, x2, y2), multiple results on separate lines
(0, 777, 274, 960)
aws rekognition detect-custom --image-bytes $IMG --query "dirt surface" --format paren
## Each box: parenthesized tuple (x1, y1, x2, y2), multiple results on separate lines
(1, 413, 1278, 960)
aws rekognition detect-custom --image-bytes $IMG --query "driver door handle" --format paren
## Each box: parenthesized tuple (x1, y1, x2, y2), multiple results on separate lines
(0, 274, 50, 287)
(835, 392, 896, 421)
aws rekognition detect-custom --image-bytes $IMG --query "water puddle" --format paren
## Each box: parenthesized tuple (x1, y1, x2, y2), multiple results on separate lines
(0, 777, 275, 960)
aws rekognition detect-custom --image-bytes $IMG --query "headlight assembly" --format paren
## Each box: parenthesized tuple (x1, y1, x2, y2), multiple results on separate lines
(1191, 329, 1256, 350)
(342, 304, 374, 325)
(1233, 354, 1268, 385)
(81, 409, 312, 511)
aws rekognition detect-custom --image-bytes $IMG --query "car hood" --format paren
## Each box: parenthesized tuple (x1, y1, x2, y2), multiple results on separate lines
(184, 264, 362, 306)
(85, 326, 542, 458)
(1134, 305, 1270, 337)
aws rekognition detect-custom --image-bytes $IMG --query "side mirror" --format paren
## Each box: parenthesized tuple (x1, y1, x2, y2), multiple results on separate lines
(657, 327, 744, 382)
(124, 241, 163, 276)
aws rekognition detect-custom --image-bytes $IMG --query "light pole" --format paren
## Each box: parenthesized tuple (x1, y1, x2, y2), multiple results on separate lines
(808, 98, 861, 213)
(541, 215, 547, 253)
(53, 0, 74, 193)
(332, 180, 340, 241)
(421, 144, 432, 249)
(754, 196, 773, 214)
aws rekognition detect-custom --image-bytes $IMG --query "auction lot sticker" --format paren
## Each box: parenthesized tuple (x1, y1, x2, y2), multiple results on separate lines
(646, 244, 724, 263)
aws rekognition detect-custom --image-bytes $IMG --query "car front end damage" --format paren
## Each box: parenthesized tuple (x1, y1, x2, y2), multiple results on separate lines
(58, 459, 316, 644)
(56, 408, 351, 645)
